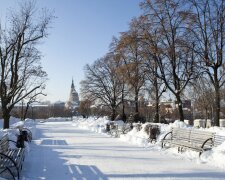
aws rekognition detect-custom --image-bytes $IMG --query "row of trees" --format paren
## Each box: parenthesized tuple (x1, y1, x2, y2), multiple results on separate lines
(0, 2, 53, 128)
(81, 0, 225, 126)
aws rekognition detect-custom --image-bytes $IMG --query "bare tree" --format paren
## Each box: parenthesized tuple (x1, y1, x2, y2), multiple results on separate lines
(81, 54, 123, 120)
(190, 77, 214, 120)
(132, 17, 167, 123)
(0, 1, 53, 128)
(22, 92, 46, 120)
(109, 37, 129, 121)
(78, 99, 92, 118)
(144, 60, 166, 123)
(188, 0, 225, 126)
(140, 0, 197, 121)
(116, 23, 146, 117)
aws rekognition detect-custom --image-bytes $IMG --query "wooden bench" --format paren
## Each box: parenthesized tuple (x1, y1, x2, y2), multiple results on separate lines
(0, 134, 25, 180)
(161, 127, 215, 156)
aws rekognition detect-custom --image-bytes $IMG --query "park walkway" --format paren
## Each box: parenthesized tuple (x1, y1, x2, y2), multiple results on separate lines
(21, 121, 225, 179)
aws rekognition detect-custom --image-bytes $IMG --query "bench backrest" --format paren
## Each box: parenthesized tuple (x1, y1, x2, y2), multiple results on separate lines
(189, 129, 214, 148)
(172, 127, 191, 142)
(0, 135, 9, 152)
(172, 127, 214, 145)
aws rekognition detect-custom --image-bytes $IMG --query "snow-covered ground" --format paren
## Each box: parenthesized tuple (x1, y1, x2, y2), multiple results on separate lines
(72, 116, 225, 170)
(0, 117, 225, 179)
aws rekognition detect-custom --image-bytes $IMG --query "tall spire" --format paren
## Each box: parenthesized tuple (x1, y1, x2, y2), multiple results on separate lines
(71, 78, 75, 89)
(65, 77, 80, 112)
(68, 77, 79, 105)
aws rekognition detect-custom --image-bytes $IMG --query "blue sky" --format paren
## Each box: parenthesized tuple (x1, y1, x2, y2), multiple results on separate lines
(0, 0, 142, 103)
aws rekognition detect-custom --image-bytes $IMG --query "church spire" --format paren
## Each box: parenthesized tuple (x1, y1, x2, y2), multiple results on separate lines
(71, 78, 75, 89)
(65, 78, 80, 110)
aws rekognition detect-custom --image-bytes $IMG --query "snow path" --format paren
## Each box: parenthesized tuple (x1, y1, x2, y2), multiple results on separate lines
(22, 121, 225, 180)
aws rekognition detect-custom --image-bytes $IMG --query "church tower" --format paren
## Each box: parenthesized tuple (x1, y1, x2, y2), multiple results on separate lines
(65, 79, 79, 110)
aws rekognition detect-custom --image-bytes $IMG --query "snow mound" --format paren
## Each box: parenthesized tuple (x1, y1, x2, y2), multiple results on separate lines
(201, 141, 225, 169)
(170, 120, 189, 128)
(73, 116, 110, 133)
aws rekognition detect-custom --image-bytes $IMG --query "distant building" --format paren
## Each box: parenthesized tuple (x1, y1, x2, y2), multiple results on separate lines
(65, 79, 79, 111)
(52, 101, 65, 107)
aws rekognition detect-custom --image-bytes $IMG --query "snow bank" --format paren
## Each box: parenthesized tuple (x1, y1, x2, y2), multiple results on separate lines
(48, 117, 71, 122)
(72, 116, 110, 133)
(201, 141, 225, 169)
(120, 123, 150, 147)
(0, 117, 37, 152)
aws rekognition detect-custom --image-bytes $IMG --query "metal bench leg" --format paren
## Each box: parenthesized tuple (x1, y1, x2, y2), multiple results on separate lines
(6, 166, 16, 180)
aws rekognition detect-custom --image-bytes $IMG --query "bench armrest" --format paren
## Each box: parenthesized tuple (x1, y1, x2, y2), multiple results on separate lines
(8, 139, 17, 144)
(161, 131, 172, 148)
(197, 137, 213, 157)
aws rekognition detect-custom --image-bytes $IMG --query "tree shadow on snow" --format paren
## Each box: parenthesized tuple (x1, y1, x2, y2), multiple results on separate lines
(20, 125, 225, 180)
(40, 139, 68, 145)
(68, 164, 107, 180)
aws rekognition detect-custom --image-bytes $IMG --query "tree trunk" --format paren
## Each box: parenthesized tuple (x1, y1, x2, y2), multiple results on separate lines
(213, 68, 220, 126)
(154, 78, 160, 123)
(214, 83, 220, 126)
(111, 107, 116, 121)
(205, 107, 208, 120)
(23, 103, 30, 120)
(111, 97, 117, 121)
(154, 99, 160, 123)
(135, 89, 139, 114)
(121, 84, 126, 122)
(122, 103, 126, 121)
(176, 95, 184, 121)
(2, 108, 11, 129)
